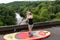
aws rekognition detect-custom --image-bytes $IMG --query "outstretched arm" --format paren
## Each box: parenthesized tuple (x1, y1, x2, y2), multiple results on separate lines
(23, 18, 28, 22)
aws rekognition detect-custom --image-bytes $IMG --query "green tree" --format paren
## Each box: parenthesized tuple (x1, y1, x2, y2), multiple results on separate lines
(56, 12, 60, 18)
(39, 7, 50, 21)
(0, 5, 16, 26)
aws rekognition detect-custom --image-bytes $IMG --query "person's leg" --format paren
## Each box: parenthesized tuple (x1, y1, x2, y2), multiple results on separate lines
(28, 24, 33, 37)
(30, 24, 33, 30)
(28, 24, 32, 33)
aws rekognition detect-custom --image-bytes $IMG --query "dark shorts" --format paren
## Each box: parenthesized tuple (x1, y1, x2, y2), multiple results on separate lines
(28, 21, 33, 25)
(28, 19, 33, 25)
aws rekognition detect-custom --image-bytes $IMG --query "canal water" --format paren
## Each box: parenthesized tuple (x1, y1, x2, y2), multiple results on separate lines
(0, 26, 60, 40)
(44, 26, 60, 40)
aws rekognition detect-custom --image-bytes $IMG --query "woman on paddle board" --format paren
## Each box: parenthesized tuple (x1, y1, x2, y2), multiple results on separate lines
(25, 11, 33, 37)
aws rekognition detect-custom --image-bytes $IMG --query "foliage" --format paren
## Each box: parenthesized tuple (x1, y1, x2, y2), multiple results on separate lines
(0, 1, 60, 26)
(0, 4, 16, 26)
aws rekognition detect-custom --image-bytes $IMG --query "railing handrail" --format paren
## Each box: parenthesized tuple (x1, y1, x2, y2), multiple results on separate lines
(0, 21, 60, 31)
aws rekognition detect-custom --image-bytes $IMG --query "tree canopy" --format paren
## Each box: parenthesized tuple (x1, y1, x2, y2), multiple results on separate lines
(0, 1, 60, 26)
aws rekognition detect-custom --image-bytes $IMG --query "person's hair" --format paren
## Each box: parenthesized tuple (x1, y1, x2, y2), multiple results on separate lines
(29, 13, 31, 15)
(26, 11, 32, 15)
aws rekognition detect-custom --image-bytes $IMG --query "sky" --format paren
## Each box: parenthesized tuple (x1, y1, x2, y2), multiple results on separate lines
(0, 0, 55, 3)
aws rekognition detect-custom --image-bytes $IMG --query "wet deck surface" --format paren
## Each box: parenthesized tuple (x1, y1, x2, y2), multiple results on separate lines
(0, 26, 60, 40)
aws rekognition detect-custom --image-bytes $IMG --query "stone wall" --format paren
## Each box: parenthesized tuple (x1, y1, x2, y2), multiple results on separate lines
(0, 21, 60, 31)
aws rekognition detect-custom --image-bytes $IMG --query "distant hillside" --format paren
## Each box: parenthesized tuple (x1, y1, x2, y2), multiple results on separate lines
(0, 1, 60, 26)
(5, 1, 41, 17)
